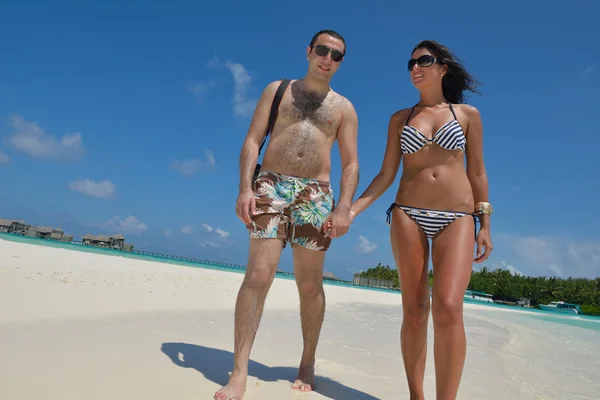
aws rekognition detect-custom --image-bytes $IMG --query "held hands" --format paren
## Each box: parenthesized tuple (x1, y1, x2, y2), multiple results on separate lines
(474, 228, 493, 263)
(323, 207, 356, 238)
(236, 188, 256, 224)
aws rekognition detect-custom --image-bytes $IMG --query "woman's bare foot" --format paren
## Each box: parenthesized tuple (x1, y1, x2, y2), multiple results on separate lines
(291, 364, 315, 392)
(214, 373, 246, 400)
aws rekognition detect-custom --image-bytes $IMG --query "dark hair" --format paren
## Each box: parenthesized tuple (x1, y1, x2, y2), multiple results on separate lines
(412, 40, 481, 104)
(309, 29, 346, 54)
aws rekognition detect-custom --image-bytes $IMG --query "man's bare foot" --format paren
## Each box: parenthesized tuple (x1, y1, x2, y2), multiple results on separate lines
(291, 364, 315, 392)
(214, 373, 246, 400)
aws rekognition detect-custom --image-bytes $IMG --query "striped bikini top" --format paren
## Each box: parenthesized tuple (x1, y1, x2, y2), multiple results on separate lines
(400, 103, 466, 155)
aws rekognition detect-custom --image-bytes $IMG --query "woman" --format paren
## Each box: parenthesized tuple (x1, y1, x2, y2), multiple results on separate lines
(349, 40, 493, 399)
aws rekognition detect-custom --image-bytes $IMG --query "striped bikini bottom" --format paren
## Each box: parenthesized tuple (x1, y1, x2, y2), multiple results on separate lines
(385, 203, 481, 239)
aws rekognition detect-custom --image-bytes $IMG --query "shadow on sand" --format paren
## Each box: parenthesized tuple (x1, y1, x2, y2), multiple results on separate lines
(161, 342, 380, 400)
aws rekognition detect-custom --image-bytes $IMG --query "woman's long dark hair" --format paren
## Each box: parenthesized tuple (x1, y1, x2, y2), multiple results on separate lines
(412, 40, 481, 104)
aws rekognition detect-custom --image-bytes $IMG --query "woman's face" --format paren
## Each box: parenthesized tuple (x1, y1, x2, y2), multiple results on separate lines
(408, 47, 446, 90)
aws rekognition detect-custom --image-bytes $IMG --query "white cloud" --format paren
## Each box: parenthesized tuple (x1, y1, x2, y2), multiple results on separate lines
(200, 223, 230, 246)
(171, 149, 216, 176)
(497, 234, 600, 278)
(182, 225, 194, 234)
(567, 241, 600, 275)
(583, 66, 596, 75)
(6, 114, 84, 161)
(206, 56, 220, 68)
(104, 215, 148, 235)
(187, 78, 215, 100)
(224, 61, 257, 118)
(215, 228, 230, 239)
(506, 265, 523, 276)
(482, 260, 524, 276)
(202, 223, 229, 239)
(199, 240, 223, 248)
(69, 179, 115, 199)
(355, 235, 377, 254)
(0, 150, 9, 165)
(195, 57, 256, 118)
(502, 236, 564, 276)
(205, 150, 216, 165)
(164, 228, 172, 237)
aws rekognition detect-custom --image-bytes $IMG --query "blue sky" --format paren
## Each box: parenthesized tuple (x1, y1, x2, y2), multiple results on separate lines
(1, 0, 599, 281)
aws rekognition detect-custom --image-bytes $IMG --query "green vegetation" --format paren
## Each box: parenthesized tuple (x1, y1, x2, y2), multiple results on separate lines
(356, 264, 600, 316)
(356, 263, 400, 288)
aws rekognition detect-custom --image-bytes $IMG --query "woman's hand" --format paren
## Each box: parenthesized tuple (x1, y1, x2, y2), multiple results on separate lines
(474, 228, 492, 263)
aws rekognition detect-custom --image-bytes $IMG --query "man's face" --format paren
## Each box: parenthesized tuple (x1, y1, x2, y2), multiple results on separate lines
(306, 34, 345, 79)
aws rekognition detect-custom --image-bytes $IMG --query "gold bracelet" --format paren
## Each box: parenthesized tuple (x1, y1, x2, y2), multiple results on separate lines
(475, 201, 493, 215)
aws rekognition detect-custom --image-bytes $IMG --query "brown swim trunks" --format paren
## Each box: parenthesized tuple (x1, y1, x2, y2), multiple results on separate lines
(246, 171, 335, 251)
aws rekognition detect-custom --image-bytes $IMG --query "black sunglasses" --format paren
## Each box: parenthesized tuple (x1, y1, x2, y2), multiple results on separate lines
(313, 44, 344, 62)
(407, 55, 439, 71)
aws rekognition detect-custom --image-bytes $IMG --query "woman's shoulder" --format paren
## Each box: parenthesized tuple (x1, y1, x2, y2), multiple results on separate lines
(453, 103, 480, 119)
(389, 106, 414, 123)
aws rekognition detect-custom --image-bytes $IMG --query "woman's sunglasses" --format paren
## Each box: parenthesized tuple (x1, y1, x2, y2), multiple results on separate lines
(313, 44, 344, 62)
(407, 55, 439, 71)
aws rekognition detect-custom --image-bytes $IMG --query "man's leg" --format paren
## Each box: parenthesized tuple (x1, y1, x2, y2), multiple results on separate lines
(214, 237, 284, 400)
(290, 244, 327, 392)
(284, 176, 333, 392)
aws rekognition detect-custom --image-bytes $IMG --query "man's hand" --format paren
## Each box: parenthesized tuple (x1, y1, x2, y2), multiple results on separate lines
(236, 189, 256, 224)
(324, 207, 352, 238)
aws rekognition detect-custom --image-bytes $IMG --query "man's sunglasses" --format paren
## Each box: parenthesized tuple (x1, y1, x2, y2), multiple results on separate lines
(313, 45, 344, 62)
(407, 55, 439, 71)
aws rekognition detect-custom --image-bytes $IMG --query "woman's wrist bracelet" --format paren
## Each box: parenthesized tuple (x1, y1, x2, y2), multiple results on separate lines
(475, 201, 493, 215)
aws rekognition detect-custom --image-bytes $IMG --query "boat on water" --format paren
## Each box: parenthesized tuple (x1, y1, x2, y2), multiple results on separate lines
(464, 290, 494, 303)
(539, 301, 582, 315)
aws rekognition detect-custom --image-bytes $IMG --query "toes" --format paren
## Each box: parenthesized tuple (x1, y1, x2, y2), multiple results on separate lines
(214, 389, 241, 400)
(292, 382, 313, 392)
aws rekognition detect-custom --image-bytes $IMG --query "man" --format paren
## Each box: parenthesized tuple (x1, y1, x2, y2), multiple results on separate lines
(214, 29, 359, 400)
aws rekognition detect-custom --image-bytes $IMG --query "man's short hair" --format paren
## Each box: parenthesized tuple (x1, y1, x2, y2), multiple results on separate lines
(309, 29, 346, 54)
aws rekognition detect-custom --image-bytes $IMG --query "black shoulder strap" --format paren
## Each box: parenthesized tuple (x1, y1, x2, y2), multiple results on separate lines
(258, 79, 291, 155)
(405, 104, 417, 124)
(447, 102, 458, 120)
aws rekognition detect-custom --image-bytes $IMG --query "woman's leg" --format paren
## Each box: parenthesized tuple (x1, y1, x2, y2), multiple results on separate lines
(430, 215, 475, 400)
(389, 207, 431, 400)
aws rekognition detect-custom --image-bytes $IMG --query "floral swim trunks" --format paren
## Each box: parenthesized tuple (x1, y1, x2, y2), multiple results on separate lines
(247, 171, 335, 251)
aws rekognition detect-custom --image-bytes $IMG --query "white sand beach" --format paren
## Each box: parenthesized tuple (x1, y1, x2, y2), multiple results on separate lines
(0, 237, 598, 400)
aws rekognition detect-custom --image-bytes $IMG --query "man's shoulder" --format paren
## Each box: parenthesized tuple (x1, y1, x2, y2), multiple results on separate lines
(264, 78, 295, 92)
(258, 79, 295, 103)
(330, 91, 356, 117)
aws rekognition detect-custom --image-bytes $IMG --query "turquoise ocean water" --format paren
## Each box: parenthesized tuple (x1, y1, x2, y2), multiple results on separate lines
(2, 233, 599, 332)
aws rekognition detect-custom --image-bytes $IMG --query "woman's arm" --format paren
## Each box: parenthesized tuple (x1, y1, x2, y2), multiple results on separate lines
(464, 105, 493, 262)
(464, 105, 490, 227)
(350, 110, 405, 217)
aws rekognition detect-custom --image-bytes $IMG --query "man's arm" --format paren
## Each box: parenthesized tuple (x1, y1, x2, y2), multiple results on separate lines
(238, 80, 282, 192)
(335, 99, 360, 211)
(235, 80, 281, 224)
